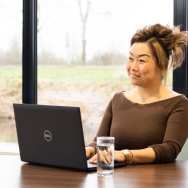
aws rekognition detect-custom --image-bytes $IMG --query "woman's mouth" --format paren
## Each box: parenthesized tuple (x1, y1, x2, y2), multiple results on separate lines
(130, 73, 140, 78)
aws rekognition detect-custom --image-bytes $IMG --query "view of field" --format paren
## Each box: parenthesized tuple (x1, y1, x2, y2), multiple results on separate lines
(0, 64, 130, 144)
(0, 65, 21, 142)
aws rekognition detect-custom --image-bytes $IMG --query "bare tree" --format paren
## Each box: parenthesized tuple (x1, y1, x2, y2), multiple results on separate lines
(77, 0, 91, 65)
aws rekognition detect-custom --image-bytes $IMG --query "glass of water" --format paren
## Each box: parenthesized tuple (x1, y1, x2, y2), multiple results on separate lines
(97, 136, 114, 176)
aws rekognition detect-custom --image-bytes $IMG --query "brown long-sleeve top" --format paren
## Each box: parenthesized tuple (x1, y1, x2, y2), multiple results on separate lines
(89, 92, 188, 163)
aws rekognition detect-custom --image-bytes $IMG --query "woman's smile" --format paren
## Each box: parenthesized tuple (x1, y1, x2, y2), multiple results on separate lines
(130, 73, 141, 79)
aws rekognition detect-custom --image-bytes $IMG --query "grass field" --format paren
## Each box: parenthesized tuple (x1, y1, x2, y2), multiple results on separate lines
(0, 65, 172, 143)
(38, 65, 129, 91)
(0, 65, 129, 143)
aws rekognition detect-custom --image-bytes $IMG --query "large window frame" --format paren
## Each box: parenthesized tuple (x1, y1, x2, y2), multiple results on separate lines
(173, 0, 188, 97)
(22, 0, 188, 103)
(22, 0, 37, 103)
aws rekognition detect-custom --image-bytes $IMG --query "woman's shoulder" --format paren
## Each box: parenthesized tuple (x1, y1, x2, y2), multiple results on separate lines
(177, 94, 188, 107)
(163, 91, 188, 113)
(168, 90, 188, 104)
(110, 91, 127, 104)
(112, 91, 126, 99)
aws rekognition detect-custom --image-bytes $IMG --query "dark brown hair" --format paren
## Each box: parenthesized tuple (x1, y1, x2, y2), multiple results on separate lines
(131, 24, 188, 72)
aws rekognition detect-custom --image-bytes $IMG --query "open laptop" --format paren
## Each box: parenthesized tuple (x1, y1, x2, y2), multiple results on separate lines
(13, 103, 126, 171)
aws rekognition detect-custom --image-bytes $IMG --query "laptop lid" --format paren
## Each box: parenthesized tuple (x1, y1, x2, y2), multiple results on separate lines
(13, 103, 91, 171)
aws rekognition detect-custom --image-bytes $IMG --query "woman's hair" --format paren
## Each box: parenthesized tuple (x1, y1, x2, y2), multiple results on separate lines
(131, 24, 188, 73)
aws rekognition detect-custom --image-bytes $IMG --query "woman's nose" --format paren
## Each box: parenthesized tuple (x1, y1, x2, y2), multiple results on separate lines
(130, 61, 139, 70)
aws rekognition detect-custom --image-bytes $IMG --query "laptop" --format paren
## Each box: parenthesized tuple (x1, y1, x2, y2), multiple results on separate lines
(13, 103, 126, 171)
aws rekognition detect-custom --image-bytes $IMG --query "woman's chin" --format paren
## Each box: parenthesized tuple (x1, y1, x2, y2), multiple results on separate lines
(131, 80, 141, 86)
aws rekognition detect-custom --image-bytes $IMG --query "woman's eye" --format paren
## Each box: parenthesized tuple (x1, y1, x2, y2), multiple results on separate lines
(139, 59, 146, 63)
(128, 57, 134, 61)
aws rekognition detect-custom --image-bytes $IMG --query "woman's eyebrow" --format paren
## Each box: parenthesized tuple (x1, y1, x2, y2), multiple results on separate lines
(129, 52, 151, 57)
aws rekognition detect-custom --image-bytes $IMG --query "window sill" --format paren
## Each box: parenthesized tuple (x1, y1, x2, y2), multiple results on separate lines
(0, 143, 19, 155)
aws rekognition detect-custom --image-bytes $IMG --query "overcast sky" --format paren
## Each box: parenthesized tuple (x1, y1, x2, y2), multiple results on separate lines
(0, 0, 173, 60)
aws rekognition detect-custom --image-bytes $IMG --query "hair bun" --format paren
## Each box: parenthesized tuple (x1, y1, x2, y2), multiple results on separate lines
(171, 28, 188, 68)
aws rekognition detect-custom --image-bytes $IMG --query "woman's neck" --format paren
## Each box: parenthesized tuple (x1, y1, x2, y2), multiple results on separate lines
(132, 85, 165, 103)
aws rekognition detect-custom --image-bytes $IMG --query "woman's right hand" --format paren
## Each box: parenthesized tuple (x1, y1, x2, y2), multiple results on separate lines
(85, 147, 95, 158)
(88, 154, 97, 164)
(88, 150, 113, 164)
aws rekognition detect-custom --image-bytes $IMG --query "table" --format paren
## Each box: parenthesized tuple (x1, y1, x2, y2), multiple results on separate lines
(0, 154, 188, 188)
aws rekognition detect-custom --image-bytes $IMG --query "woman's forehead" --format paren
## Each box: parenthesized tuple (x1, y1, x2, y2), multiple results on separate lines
(129, 42, 152, 56)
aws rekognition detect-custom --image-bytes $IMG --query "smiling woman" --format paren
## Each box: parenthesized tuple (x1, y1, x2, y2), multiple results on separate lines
(87, 24, 188, 165)
(127, 43, 162, 88)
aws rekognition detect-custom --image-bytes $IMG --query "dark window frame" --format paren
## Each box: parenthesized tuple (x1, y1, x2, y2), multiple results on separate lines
(22, 0, 188, 102)
(173, 0, 188, 97)
(22, 0, 37, 103)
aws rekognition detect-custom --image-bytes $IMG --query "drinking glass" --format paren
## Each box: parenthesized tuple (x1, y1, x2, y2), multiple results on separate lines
(97, 136, 114, 176)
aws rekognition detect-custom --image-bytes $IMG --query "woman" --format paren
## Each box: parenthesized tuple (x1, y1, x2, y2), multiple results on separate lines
(86, 24, 188, 165)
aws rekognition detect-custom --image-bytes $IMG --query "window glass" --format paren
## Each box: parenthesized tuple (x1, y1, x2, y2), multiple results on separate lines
(38, 0, 173, 144)
(0, 0, 22, 151)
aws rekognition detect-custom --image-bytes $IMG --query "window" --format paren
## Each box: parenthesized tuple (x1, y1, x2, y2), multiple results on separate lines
(0, 0, 22, 152)
(37, 0, 173, 145)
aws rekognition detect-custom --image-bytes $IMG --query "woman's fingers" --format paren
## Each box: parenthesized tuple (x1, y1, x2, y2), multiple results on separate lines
(88, 150, 113, 164)
(89, 154, 97, 164)
(89, 152, 109, 164)
(106, 150, 113, 163)
(98, 150, 112, 164)
(114, 150, 126, 162)
(85, 147, 95, 158)
(85, 148, 91, 158)
(98, 150, 108, 164)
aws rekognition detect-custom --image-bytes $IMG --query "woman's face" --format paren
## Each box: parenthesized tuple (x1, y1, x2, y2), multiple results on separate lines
(127, 42, 162, 87)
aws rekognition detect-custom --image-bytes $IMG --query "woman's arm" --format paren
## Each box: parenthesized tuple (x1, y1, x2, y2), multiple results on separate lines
(148, 100, 188, 163)
(119, 99, 188, 164)
(87, 96, 113, 149)
(118, 147, 156, 164)
(119, 99, 188, 165)
(88, 147, 156, 164)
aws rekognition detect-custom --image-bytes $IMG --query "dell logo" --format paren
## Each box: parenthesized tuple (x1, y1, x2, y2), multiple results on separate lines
(43, 130, 53, 142)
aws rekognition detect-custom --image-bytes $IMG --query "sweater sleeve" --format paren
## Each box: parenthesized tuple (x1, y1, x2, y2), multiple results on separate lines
(149, 99, 188, 163)
(88, 97, 113, 148)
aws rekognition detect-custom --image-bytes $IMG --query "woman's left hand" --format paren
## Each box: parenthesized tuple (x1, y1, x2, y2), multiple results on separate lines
(114, 150, 126, 162)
